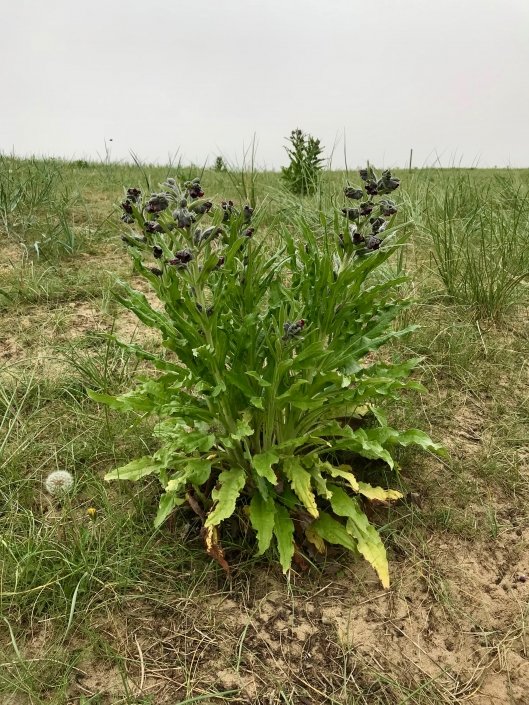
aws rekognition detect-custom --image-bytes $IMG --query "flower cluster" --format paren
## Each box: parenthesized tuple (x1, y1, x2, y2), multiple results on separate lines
(118, 176, 257, 312)
(339, 167, 400, 253)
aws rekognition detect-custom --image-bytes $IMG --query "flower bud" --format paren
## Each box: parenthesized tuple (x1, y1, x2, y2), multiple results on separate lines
(242, 227, 254, 238)
(344, 186, 363, 200)
(184, 178, 204, 199)
(149, 267, 163, 276)
(121, 213, 134, 224)
(243, 205, 254, 223)
(152, 245, 163, 259)
(121, 200, 133, 214)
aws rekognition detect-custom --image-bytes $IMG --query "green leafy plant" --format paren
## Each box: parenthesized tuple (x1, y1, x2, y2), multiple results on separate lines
(91, 171, 444, 587)
(281, 129, 324, 196)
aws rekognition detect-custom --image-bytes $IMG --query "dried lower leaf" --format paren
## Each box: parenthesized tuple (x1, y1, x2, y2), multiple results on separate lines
(202, 525, 230, 575)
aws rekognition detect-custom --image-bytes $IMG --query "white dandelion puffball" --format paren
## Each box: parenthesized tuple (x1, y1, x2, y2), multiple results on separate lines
(45, 470, 74, 497)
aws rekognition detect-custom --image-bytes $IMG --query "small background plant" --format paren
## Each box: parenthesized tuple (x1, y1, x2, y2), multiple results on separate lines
(281, 128, 325, 196)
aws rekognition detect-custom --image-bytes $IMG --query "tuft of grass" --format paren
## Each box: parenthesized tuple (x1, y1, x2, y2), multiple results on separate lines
(409, 172, 529, 319)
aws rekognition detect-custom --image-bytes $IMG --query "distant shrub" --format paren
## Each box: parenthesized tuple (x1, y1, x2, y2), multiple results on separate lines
(214, 156, 226, 173)
(281, 128, 324, 196)
(73, 159, 90, 169)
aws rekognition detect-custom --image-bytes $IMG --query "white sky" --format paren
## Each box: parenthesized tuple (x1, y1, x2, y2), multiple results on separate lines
(2, 0, 529, 169)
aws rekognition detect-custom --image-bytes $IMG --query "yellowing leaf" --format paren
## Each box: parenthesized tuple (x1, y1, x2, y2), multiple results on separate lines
(357, 481, 402, 502)
(283, 457, 319, 518)
(320, 462, 360, 492)
(249, 493, 276, 555)
(329, 485, 390, 589)
(273, 504, 295, 573)
(205, 467, 246, 527)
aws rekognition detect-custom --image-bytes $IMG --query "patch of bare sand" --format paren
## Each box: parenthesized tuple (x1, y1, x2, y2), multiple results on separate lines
(62, 526, 528, 705)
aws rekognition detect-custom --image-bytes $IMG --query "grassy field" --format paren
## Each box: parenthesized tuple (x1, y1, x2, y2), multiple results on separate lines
(1, 157, 528, 705)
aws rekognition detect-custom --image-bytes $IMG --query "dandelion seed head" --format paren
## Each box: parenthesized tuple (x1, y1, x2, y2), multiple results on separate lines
(45, 470, 74, 497)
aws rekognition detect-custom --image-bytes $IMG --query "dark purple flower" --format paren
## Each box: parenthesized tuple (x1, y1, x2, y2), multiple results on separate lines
(149, 267, 163, 276)
(145, 194, 169, 214)
(152, 245, 163, 259)
(144, 220, 163, 234)
(190, 200, 213, 215)
(121, 200, 133, 214)
(379, 199, 398, 216)
(366, 235, 382, 251)
(359, 201, 374, 216)
(378, 170, 400, 194)
(344, 186, 363, 200)
(168, 249, 194, 268)
(126, 187, 141, 202)
(365, 181, 379, 196)
(221, 200, 235, 223)
(185, 178, 204, 200)
(242, 227, 254, 238)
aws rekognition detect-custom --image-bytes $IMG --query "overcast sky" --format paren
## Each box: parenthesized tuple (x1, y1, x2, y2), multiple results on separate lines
(2, 0, 529, 169)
